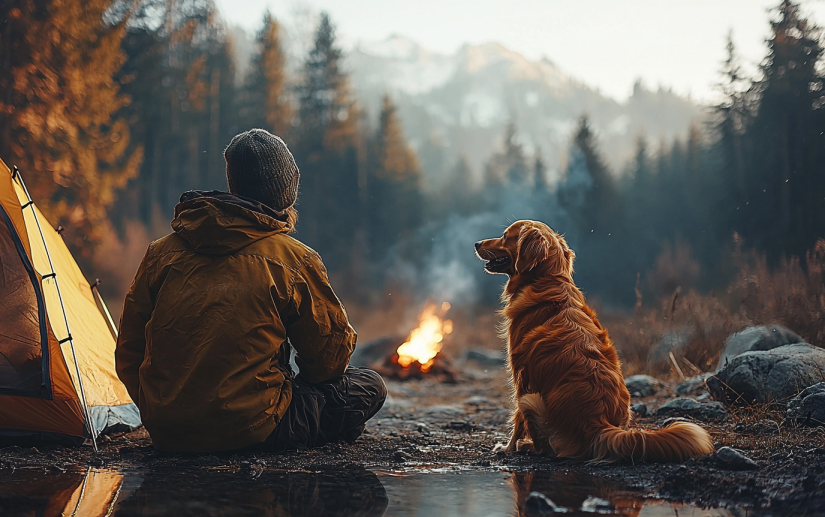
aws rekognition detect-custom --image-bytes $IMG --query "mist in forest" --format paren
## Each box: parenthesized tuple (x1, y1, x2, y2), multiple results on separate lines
(3, 0, 825, 317)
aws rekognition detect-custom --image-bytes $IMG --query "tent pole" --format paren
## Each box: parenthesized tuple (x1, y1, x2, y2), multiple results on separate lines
(13, 170, 98, 452)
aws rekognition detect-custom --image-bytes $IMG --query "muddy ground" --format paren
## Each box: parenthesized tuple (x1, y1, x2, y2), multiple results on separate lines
(1, 359, 824, 516)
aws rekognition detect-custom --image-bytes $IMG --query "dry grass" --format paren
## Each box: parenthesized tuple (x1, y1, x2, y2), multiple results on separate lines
(606, 238, 825, 380)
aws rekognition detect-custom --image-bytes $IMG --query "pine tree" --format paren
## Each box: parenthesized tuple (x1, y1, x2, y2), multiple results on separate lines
(559, 115, 620, 236)
(558, 115, 627, 302)
(745, 0, 825, 257)
(484, 123, 530, 186)
(293, 12, 360, 270)
(241, 12, 291, 136)
(118, 0, 236, 224)
(367, 95, 422, 259)
(0, 0, 141, 257)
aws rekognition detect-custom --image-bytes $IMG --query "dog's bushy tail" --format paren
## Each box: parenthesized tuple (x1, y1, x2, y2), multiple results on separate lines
(519, 393, 714, 462)
(591, 421, 714, 463)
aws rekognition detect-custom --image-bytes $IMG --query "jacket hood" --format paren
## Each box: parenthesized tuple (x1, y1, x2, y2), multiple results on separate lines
(171, 190, 292, 255)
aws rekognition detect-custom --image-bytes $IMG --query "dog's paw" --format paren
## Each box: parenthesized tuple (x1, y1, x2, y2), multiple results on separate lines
(516, 439, 534, 453)
(492, 443, 508, 455)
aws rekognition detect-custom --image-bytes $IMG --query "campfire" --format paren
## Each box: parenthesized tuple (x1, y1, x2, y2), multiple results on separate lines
(375, 302, 459, 383)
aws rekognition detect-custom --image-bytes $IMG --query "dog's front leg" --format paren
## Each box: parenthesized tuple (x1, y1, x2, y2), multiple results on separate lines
(494, 410, 527, 453)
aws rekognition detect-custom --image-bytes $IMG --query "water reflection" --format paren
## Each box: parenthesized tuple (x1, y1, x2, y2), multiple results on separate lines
(510, 471, 740, 516)
(0, 466, 388, 517)
(0, 466, 742, 517)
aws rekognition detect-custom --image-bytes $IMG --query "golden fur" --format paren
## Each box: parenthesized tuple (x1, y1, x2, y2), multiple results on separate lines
(475, 220, 713, 462)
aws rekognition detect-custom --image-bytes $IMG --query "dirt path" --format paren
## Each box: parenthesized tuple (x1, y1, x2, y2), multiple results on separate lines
(1, 362, 824, 515)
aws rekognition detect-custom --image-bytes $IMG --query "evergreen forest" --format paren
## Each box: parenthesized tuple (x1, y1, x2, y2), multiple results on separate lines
(2, 0, 825, 315)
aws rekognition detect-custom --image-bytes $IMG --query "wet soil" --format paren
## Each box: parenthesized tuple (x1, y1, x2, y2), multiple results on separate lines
(1, 360, 824, 515)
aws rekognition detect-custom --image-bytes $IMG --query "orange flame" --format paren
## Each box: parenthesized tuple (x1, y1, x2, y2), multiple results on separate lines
(396, 302, 453, 372)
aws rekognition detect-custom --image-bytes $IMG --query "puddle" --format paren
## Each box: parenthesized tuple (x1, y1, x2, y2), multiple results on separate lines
(0, 466, 741, 516)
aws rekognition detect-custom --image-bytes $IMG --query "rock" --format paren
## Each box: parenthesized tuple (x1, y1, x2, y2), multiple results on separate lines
(350, 336, 404, 366)
(465, 348, 505, 366)
(392, 450, 411, 463)
(657, 398, 726, 421)
(624, 375, 661, 398)
(675, 374, 712, 396)
(524, 491, 564, 514)
(444, 421, 473, 431)
(630, 403, 648, 417)
(786, 381, 825, 426)
(423, 404, 466, 416)
(708, 344, 825, 405)
(465, 396, 492, 405)
(580, 495, 614, 513)
(717, 325, 802, 370)
(715, 447, 758, 470)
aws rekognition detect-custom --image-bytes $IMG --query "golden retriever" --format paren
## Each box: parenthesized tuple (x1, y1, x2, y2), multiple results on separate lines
(475, 220, 713, 462)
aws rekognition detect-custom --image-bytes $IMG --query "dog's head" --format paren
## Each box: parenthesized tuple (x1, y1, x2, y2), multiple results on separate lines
(474, 220, 575, 279)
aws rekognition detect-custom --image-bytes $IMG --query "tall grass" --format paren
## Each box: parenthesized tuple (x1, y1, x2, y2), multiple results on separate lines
(607, 238, 825, 379)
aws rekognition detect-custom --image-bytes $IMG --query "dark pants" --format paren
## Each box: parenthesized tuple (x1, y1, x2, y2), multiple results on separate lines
(258, 367, 387, 453)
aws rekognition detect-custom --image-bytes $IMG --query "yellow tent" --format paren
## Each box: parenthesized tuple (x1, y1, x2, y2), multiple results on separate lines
(0, 468, 125, 516)
(0, 158, 140, 448)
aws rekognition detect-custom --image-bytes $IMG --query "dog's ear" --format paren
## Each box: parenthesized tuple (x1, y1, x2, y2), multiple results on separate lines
(516, 225, 551, 273)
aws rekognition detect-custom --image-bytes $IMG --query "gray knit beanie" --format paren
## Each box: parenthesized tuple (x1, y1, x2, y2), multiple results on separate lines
(224, 129, 300, 211)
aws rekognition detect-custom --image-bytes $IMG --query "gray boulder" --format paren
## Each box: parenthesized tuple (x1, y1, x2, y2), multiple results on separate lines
(625, 374, 661, 397)
(350, 336, 403, 366)
(630, 402, 648, 417)
(524, 492, 563, 514)
(708, 343, 825, 406)
(465, 348, 505, 366)
(656, 397, 726, 421)
(715, 447, 758, 470)
(675, 373, 712, 396)
(717, 325, 802, 370)
(786, 381, 825, 427)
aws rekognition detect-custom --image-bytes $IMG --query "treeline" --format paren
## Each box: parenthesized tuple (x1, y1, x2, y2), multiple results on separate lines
(2, 0, 824, 309)
(547, 0, 825, 305)
(1, 0, 424, 302)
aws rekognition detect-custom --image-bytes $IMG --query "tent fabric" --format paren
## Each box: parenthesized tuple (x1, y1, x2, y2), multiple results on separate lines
(0, 207, 45, 395)
(0, 158, 141, 441)
(0, 468, 125, 517)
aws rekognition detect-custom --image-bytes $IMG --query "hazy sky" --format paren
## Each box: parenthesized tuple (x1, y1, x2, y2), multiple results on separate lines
(213, 0, 825, 102)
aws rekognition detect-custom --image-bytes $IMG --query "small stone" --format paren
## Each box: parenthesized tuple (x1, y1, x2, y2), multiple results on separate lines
(525, 491, 565, 514)
(675, 374, 712, 396)
(581, 495, 614, 513)
(786, 381, 825, 427)
(445, 421, 472, 430)
(465, 396, 492, 405)
(423, 404, 466, 416)
(624, 375, 661, 398)
(657, 397, 726, 421)
(392, 450, 411, 463)
(631, 403, 648, 417)
(465, 348, 505, 366)
(715, 447, 758, 471)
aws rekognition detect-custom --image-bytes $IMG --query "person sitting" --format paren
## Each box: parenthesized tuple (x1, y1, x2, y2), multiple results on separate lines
(115, 129, 387, 453)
